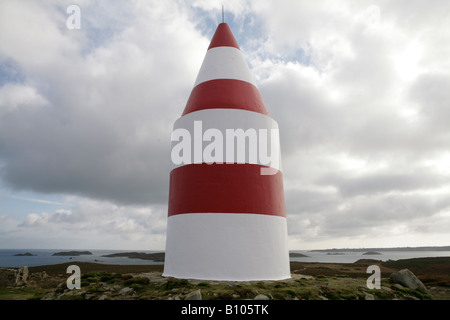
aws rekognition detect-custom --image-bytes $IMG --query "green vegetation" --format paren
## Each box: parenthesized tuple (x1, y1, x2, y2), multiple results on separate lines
(1, 257, 448, 300)
(0, 287, 49, 300)
(164, 278, 190, 290)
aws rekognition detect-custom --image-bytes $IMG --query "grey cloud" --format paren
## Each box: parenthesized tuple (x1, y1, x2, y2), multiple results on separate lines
(292, 191, 450, 241)
(318, 170, 448, 197)
(409, 73, 450, 130)
(0, 1, 206, 206)
(285, 187, 337, 214)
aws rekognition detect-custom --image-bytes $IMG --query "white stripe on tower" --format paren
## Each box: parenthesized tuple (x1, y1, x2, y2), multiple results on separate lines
(194, 47, 257, 87)
(171, 109, 282, 171)
(163, 23, 290, 281)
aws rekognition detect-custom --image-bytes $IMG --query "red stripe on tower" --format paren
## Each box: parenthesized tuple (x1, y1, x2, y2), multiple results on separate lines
(168, 163, 285, 217)
(208, 22, 239, 50)
(183, 79, 268, 115)
(163, 23, 290, 281)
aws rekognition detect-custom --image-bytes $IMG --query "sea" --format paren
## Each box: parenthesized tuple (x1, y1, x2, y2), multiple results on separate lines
(0, 249, 164, 268)
(1, 248, 449, 268)
(289, 250, 450, 264)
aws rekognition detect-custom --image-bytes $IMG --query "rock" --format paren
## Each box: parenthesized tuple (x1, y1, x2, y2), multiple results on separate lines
(390, 269, 426, 291)
(22, 266, 28, 282)
(364, 293, 375, 300)
(254, 294, 270, 300)
(98, 295, 108, 300)
(84, 293, 95, 300)
(101, 283, 111, 291)
(15, 266, 29, 286)
(404, 295, 420, 300)
(391, 283, 405, 290)
(185, 289, 202, 300)
(58, 290, 74, 298)
(34, 271, 48, 280)
(119, 287, 134, 296)
(113, 285, 121, 291)
(0, 268, 17, 287)
(42, 292, 56, 300)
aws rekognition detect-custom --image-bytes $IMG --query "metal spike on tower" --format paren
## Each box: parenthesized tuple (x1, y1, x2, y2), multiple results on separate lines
(163, 22, 290, 281)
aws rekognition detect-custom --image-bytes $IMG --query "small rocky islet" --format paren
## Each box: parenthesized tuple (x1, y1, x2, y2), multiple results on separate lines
(363, 251, 382, 255)
(52, 251, 93, 256)
(289, 253, 309, 258)
(101, 252, 165, 262)
(13, 253, 35, 257)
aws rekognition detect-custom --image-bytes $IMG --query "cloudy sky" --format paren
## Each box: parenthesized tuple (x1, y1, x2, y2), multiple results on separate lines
(0, 0, 449, 250)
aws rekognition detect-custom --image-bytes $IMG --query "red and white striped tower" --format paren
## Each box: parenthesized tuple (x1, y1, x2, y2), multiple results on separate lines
(163, 23, 290, 281)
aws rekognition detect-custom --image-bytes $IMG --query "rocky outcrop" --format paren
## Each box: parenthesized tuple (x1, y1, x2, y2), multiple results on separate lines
(364, 293, 375, 300)
(185, 289, 202, 300)
(15, 266, 29, 286)
(119, 287, 134, 296)
(0, 268, 17, 287)
(390, 269, 426, 291)
(0, 267, 48, 288)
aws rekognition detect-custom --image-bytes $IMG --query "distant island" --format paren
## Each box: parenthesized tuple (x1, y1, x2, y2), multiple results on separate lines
(14, 252, 35, 256)
(52, 251, 93, 256)
(101, 252, 165, 262)
(310, 246, 450, 252)
(289, 252, 309, 258)
(363, 251, 382, 255)
(327, 252, 345, 255)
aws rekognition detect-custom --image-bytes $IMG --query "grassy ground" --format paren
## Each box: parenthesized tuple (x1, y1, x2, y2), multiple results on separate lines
(1, 257, 448, 300)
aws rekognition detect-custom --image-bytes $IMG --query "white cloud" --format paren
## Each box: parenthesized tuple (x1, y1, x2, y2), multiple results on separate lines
(3, 196, 167, 249)
(0, 0, 209, 205)
(249, 0, 450, 249)
(0, 84, 48, 115)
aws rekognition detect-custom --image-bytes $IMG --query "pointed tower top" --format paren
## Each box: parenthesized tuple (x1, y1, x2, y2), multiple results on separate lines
(208, 23, 240, 50)
(182, 23, 269, 116)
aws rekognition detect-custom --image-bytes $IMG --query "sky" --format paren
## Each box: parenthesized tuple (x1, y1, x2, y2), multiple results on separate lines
(0, 0, 449, 251)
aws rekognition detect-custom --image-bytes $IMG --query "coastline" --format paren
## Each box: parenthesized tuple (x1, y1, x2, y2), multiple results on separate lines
(2, 247, 450, 268)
